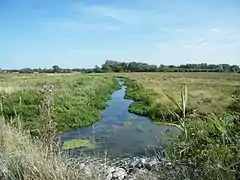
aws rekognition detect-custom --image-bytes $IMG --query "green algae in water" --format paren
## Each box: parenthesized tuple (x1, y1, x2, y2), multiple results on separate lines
(123, 121, 134, 127)
(63, 139, 96, 150)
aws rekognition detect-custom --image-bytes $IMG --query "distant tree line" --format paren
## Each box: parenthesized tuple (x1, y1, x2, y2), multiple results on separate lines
(0, 65, 92, 74)
(1, 61, 240, 74)
(95, 60, 240, 73)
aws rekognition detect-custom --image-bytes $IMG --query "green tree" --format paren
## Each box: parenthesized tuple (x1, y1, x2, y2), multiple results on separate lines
(52, 65, 61, 73)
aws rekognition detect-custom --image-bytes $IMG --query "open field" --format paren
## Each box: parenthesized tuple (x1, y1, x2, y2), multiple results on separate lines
(0, 73, 83, 93)
(120, 72, 240, 120)
(0, 73, 120, 132)
(1, 72, 240, 179)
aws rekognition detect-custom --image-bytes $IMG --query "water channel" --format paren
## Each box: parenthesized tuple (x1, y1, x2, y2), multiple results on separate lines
(61, 79, 178, 158)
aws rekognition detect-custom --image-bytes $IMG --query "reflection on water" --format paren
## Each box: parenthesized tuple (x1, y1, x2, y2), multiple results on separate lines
(61, 79, 179, 158)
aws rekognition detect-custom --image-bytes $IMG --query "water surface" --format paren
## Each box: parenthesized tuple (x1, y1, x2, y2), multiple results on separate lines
(61, 79, 178, 158)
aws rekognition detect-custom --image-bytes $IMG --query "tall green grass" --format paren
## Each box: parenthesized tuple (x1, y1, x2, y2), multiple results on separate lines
(123, 78, 192, 121)
(167, 114, 240, 179)
(1, 75, 120, 133)
(122, 75, 240, 179)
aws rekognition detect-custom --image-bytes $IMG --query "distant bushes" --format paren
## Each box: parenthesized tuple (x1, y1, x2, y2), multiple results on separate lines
(2, 61, 240, 74)
(99, 60, 240, 73)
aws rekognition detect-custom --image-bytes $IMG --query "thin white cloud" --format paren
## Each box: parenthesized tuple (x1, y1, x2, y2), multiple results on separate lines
(85, 5, 129, 23)
(153, 41, 240, 65)
(152, 28, 240, 65)
(39, 1, 240, 66)
(81, 4, 164, 25)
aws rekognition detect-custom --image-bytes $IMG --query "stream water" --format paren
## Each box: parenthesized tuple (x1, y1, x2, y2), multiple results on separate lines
(61, 79, 179, 158)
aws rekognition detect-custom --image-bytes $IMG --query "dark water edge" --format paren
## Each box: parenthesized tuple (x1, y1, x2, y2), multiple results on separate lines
(61, 78, 179, 159)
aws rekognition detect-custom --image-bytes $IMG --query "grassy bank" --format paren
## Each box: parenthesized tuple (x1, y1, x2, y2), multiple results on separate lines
(0, 74, 120, 133)
(121, 72, 240, 179)
(168, 113, 240, 179)
(122, 72, 240, 121)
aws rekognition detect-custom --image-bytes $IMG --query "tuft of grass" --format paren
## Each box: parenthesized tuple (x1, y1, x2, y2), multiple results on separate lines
(163, 83, 188, 119)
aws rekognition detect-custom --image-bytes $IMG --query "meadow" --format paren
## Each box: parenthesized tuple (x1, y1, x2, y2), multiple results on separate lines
(1, 72, 240, 179)
(121, 72, 240, 120)
(0, 73, 120, 133)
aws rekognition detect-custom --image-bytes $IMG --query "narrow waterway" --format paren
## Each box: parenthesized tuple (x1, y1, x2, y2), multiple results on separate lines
(61, 79, 179, 158)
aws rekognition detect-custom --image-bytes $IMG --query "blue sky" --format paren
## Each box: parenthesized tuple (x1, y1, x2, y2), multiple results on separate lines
(0, 0, 240, 69)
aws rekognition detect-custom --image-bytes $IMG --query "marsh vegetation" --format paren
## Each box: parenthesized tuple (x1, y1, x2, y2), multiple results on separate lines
(1, 72, 240, 179)
(0, 74, 120, 133)
(121, 72, 240, 179)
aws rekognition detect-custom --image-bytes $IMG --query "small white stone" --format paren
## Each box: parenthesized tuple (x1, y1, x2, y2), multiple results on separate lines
(140, 158, 146, 165)
(108, 167, 116, 173)
(166, 162, 172, 166)
(111, 167, 127, 180)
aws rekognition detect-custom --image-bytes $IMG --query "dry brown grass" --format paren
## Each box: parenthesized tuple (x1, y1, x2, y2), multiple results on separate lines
(0, 118, 83, 180)
(0, 73, 81, 94)
(120, 72, 240, 114)
(0, 117, 114, 180)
